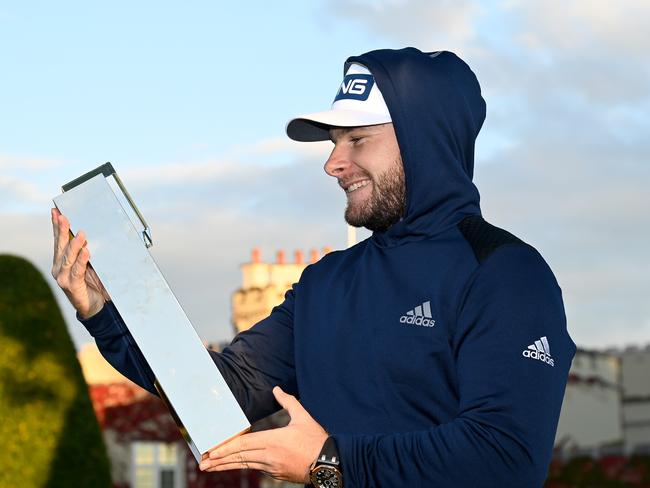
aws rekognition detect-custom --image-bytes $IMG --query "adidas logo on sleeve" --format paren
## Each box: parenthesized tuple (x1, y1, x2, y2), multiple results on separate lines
(522, 336, 554, 366)
(400, 301, 436, 327)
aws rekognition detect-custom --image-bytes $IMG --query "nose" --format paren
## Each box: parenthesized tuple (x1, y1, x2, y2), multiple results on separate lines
(324, 142, 351, 178)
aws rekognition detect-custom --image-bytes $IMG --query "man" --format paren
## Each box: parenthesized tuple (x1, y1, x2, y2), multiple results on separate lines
(52, 48, 575, 487)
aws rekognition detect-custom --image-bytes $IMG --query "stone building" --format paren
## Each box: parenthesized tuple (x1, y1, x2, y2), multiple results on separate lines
(554, 343, 650, 457)
(620, 344, 650, 453)
(555, 348, 623, 454)
(231, 247, 331, 333)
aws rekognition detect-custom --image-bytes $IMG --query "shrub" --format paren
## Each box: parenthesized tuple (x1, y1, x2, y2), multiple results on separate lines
(0, 254, 112, 487)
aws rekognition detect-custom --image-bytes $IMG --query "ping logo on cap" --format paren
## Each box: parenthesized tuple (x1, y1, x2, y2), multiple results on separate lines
(334, 74, 374, 102)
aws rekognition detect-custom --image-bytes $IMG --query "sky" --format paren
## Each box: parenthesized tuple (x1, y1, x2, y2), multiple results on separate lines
(1, 0, 648, 350)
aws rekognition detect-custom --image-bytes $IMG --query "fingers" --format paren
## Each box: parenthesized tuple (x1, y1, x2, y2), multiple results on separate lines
(273, 386, 292, 407)
(209, 432, 265, 460)
(51, 208, 61, 265)
(200, 459, 267, 473)
(61, 230, 86, 271)
(50, 209, 105, 317)
(52, 211, 72, 274)
(204, 421, 319, 483)
(53, 230, 86, 288)
(202, 435, 269, 472)
(272, 386, 305, 420)
(70, 245, 90, 287)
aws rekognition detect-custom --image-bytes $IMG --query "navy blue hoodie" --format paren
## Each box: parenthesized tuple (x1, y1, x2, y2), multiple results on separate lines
(81, 48, 575, 487)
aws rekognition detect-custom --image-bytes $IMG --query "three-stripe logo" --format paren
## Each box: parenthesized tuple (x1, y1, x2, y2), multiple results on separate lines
(400, 301, 436, 327)
(522, 336, 555, 366)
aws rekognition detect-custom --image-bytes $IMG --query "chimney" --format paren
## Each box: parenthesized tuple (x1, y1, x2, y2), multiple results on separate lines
(309, 248, 319, 263)
(276, 250, 285, 264)
(251, 248, 261, 264)
(294, 250, 303, 264)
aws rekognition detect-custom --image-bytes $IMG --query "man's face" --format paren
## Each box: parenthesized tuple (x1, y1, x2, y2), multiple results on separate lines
(325, 123, 406, 232)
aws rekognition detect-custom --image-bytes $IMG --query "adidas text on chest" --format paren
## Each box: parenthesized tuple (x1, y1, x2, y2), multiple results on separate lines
(400, 301, 436, 327)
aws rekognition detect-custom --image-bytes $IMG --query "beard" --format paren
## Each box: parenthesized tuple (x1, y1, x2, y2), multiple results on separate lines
(344, 156, 406, 232)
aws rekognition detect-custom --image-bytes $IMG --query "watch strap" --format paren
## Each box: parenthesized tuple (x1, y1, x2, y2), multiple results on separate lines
(315, 436, 340, 467)
(310, 436, 343, 487)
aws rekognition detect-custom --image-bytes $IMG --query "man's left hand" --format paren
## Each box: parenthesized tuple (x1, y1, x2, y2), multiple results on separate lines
(200, 386, 328, 484)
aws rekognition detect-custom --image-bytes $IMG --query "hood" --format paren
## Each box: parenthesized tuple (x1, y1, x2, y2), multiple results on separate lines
(346, 48, 486, 247)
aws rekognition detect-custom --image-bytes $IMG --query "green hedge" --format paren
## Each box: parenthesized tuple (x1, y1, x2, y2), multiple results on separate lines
(0, 254, 112, 487)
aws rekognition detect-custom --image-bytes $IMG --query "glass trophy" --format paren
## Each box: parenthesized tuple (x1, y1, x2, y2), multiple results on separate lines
(53, 163, 250, 462)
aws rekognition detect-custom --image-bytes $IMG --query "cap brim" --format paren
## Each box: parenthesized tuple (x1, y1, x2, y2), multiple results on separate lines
(286, 109, 392, 142)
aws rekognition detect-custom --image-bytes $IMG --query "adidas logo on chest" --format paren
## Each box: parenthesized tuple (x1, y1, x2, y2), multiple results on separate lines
(400, 300, 436, 327)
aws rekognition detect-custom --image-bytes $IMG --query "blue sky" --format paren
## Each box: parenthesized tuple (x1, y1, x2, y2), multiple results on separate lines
(1, 1, 648, 350)
(0, 1, 377, 165)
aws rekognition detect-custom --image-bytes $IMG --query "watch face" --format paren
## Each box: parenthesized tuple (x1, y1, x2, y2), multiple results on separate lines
(310, 465, 342, 488)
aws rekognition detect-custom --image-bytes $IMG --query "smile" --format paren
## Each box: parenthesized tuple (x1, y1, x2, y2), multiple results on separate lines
(345, 179, 371, 193)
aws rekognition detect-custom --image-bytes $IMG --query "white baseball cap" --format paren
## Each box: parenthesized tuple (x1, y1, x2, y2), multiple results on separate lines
(286, 63, 392, 142)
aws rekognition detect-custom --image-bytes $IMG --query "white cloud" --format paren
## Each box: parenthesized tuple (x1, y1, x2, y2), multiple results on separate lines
(123, 159, 243, 187)
(505, 0, 650, 55)
(0, 175, 50, 208)
(118, 138, 333, 192)
(0, 154, 67, 212)
(325, 0, 650, 106)
(327, 0, 485, 52)
(227, 137, 332, 161)
(0, 154, 62, 171)
(491, 1, 650, 105)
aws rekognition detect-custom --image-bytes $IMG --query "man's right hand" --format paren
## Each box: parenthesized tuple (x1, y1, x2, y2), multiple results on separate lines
(51, 207, 110, 319)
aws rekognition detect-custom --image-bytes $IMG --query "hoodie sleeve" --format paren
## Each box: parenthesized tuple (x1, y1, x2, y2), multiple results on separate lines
(79, 286, 298, 423)
(79, 301, 158, 395)
(332, 245, 576, 488)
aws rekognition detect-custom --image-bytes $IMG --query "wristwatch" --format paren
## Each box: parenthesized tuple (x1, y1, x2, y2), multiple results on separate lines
(309, 436, 343, 487)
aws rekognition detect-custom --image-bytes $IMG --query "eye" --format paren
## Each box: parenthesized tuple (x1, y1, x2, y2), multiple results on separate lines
(350, 136, 365, 145)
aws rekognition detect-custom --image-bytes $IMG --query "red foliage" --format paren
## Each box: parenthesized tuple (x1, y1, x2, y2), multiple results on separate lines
(600, 455, 628, 478)
(88, 383, 262, 487)
(546, 455, 650, 487)
(88, 382, 151, 427)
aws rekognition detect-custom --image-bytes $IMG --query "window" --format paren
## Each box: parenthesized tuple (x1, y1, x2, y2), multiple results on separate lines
(132, 441, 184, 488)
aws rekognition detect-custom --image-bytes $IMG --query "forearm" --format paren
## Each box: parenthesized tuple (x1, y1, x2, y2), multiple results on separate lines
(210, 345, 281, 423)
(214, 314, 299, 423)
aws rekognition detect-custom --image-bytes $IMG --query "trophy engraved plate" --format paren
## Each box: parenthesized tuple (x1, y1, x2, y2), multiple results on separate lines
(53, 164, 250, 462)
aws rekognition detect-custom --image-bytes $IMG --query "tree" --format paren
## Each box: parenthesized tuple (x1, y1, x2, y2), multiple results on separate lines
(0, 254, 112, 487)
